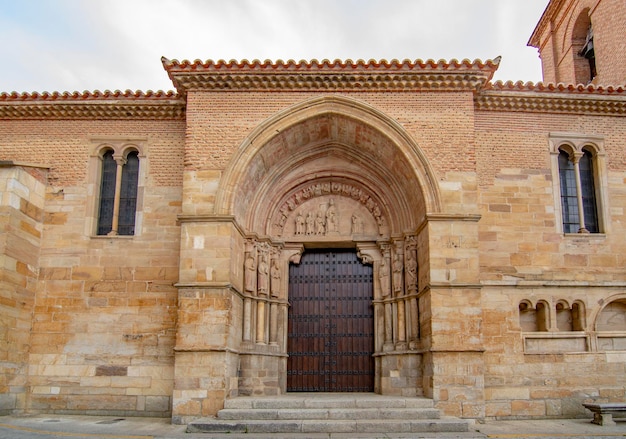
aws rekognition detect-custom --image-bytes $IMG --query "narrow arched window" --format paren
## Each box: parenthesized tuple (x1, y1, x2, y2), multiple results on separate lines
(97, 150, 117, 235)
(557, 147, 599, 233)
(118, 151, 139, 235)
(579, 149, 598, 233)
(573, 11, 596, 84)
(558, 149, 578, 233)
(97, 150, 140, 236)
(578, 24, 596, 83)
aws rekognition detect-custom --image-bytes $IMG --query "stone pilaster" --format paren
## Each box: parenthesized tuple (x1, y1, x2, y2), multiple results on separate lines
(421, 214, 485, 419)
(0, 163, 47, 414)
(172, 216, 245, 423)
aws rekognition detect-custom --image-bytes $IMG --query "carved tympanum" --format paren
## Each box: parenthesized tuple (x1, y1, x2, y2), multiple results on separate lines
(273, 181, 388, 237)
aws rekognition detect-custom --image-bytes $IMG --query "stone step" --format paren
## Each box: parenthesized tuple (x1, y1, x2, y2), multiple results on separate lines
(217, 407, 441, 420)
(187, 418, 471, 434)
(188, 393, 471, 434)
(223, 393, 435, 410)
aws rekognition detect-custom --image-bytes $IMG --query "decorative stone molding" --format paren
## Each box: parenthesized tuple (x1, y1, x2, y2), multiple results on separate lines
(162, 57, 500, 95)
(475, 89, 626, 115)
(0, 90, 185, 120)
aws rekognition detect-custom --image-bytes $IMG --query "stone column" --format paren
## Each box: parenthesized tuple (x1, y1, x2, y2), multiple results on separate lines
(571, 152, 589, 233)
(109, 155, 126, 236)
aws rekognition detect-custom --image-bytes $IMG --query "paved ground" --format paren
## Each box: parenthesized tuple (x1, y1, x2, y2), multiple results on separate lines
(0, 414, 625, 439)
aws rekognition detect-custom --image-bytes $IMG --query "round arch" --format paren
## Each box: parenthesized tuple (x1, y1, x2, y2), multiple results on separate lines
(215, 95, 441, 237)
(590, 293, 626, 331)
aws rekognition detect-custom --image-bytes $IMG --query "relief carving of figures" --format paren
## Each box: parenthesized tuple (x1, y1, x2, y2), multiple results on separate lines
(326, 199, 338, 233)
(379, 258, 391, 297)
(270, 259, 281, 298)
(244, 252, 257, 294)
(393, 253, 404, 296)
(274, 180, 388, 237)
(257, 255, 269, 296)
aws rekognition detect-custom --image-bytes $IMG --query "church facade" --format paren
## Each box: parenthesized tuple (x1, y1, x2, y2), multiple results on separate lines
(1, 0, 625, 423)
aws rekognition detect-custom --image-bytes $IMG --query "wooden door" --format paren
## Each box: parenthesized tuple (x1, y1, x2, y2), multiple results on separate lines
(287, 249, 374, 392)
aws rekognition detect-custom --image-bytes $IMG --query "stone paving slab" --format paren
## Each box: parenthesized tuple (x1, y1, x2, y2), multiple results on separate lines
(0, 414, 625, 438)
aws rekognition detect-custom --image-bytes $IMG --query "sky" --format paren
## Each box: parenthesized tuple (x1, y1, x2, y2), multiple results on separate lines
(0, 0, 549, 94)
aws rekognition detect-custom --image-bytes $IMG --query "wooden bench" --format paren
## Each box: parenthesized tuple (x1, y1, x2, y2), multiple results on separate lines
(583, 403, 626, 426)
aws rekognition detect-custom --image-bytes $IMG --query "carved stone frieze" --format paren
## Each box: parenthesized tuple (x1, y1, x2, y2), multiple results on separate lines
(273, 181, 388, 238)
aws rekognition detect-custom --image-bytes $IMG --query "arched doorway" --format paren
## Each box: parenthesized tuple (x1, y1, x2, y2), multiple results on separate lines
(287, 248, 374, 392)
(216, 96, 443, 397)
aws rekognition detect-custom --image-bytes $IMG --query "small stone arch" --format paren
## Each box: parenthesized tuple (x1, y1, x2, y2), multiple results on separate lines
(519, 299, 537, 332)
(536, 300, 550, 332)
(572, 300, 586, 331)
(556, 299, 573, 331)
(595, 296, 626, 332)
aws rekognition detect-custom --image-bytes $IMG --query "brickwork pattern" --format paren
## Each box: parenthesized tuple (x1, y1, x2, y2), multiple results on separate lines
(530, 0, 626, 85)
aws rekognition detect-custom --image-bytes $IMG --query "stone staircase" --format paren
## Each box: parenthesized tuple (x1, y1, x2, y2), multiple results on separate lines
(186, 393, 472, 434)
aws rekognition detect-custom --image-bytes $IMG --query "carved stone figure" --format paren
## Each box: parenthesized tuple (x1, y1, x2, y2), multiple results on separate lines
(244, 253, 256, 293)
(326, 199, 338, 233)
(405, 251, 417, 293)
(295, 212, 305, 235)
(393, 254, 403, 295)
(380, 258, 391, 297)
(257, 255, 269, 296)
(306, 212, 315, 235)
(315, 211, 325, 235)
(270, 259, 281, 298)
(351, 214, 363, 234)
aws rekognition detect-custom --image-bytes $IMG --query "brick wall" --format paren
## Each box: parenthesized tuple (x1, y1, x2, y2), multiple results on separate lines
(531, 0, 626, 85)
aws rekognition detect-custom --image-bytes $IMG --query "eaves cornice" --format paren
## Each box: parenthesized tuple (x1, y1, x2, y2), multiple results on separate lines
(0, 90, 185, 120)
(528, 0, 564, 48)
(476, 81, 626, 115)
(161, 57, 501, 95)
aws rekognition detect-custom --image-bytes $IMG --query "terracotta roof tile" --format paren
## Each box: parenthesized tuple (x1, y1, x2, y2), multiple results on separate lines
(486, 80, 626, 95)
(0, 89, 179, 102)
(161, 57, 501, 72)
(162, 57, 502, 94)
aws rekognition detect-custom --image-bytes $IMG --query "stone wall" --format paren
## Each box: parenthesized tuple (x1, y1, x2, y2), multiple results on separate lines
(476, 106, 626, 417)
(0, 118, 185, 416)
(0, 164, 47, 414)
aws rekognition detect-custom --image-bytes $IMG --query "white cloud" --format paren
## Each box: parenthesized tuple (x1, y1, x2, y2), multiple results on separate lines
(0, 0, 547, 93)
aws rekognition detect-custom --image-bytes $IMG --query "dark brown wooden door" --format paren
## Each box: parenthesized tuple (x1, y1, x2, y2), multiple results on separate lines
(287, 249, 374, 392)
